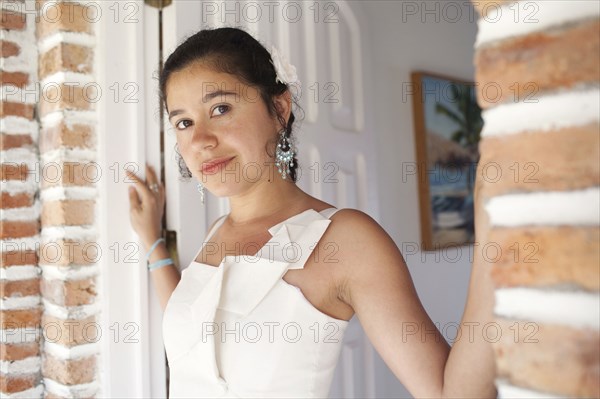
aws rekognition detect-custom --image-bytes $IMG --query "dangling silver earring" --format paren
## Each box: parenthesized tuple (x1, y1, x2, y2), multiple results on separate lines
(275, 129, 296, 180)
(196, 182, 205, 204)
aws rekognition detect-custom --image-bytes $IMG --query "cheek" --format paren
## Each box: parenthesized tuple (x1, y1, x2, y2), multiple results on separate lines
(175, 128, 193, 144)
(239, 134, 275, 162)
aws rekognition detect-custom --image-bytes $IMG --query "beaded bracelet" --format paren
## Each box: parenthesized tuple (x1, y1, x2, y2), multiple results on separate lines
(148, 258, 174, 271)
(146, 237, 165, 260)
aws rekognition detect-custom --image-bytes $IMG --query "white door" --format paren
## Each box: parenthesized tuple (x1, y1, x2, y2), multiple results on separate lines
(159, 1, 380, 397)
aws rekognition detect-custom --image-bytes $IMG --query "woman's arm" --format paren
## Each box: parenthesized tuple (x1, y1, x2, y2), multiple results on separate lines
(328, 209, 496, 398)
(440, 249, 497, 398)
(127, 165, 180, 311)
(441, 178, 497, 398)
(127, 165, 226, 312)
(146, 241, 181, 311)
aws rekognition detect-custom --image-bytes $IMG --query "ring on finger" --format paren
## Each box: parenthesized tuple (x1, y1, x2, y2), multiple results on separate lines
(148, 183, 159, 193)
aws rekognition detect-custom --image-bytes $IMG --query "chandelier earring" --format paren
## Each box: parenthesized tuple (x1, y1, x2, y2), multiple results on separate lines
(269, 43, 300, 181)
(196, 182, 205, 204)
(275, 129, 296, 180)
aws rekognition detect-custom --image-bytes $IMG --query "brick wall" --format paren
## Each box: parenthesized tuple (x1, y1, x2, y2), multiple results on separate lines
(473, 1, 600, 398)
(1, 0, 98, 397)
(1, 0, 43, 397)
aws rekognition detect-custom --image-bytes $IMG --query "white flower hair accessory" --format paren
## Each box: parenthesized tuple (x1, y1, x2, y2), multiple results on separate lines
(269, 45, 301, 92)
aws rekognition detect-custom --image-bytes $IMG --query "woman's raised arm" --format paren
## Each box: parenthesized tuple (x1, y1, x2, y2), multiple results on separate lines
(126, 164, 180, 311)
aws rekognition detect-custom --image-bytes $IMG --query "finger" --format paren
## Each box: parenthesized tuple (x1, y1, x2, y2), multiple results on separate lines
(147, 165, 164, 196)
(146, 164, 157, 184)
(125, 168, 143, 184)
(126, 169, 152, 201)
(128, 185, 141, 211)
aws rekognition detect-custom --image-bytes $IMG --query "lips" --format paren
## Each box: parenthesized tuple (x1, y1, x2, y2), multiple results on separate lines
(201, 156, 235, 174)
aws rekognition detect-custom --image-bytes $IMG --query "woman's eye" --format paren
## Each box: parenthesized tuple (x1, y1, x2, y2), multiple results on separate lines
(211, 105, 230, 117)
(175, 119, 193, 130)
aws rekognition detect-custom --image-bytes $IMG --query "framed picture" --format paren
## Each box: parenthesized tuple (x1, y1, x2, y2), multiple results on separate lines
(411, 71, 483, 251)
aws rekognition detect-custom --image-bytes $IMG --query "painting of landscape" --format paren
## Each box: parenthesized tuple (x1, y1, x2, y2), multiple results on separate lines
(411, 72, 483, 250)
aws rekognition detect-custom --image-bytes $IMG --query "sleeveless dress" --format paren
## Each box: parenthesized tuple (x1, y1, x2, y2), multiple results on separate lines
(162, 207, 350, 398)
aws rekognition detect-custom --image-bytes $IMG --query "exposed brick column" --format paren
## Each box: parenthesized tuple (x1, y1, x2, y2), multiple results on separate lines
(1, 0, 43, 397)
(472, 1, 599, 398)
(36, 0, 99, 397)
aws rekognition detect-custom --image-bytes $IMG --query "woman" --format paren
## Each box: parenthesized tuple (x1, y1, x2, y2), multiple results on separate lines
(127, 27, 496, 398)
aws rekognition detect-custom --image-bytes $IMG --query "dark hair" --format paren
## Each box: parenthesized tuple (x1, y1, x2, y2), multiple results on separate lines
(159, 27, 300, 183)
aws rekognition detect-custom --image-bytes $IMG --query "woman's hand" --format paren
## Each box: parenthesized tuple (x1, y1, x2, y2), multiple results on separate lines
(126, 164, 166, 250)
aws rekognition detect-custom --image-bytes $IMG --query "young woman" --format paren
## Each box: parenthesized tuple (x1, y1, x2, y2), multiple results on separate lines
(127, 27, 496, 398)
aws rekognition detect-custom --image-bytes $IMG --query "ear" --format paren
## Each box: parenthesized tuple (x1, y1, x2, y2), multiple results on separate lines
(273, 90, 292, 130)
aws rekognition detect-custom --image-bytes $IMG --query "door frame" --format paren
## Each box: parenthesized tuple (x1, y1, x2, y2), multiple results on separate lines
(97, 1, 166, 397)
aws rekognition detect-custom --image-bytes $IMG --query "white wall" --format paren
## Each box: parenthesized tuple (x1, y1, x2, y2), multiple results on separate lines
(361, 2, 479, 398)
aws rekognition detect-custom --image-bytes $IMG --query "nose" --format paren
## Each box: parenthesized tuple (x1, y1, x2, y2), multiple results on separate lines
(190, 123, 217, 150)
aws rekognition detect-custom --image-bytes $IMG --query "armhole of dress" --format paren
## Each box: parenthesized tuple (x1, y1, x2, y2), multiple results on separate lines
(320, 207, 341, 220)
(191, 214, 228, 261)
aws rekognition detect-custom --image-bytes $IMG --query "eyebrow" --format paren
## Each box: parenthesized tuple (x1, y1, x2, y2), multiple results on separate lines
(168, 90, 238, 121)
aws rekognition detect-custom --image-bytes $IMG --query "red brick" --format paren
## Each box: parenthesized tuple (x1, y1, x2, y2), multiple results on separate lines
(494, 318, 600, 398)
(0, 11, 26, 31)
(0, 278, 40, 298)
(477, 123, 600, 197)
(40, 239, 99, 266)
(0, 101, 35, 119)
(40, 161, 97, 188)
(39, 43, 93, 80)
(41, 277, 96, 306)
(41, 314, 98, 347)
(36, 2, 93, 39)
(0, 162, 29, 181)
(0, 191, 34, 209)
(0, 133, 34, 151)
(0, 249, 38, 267)
(0, 40, 20, 58)
(0, 307, 42, 329)
(38, 84, 96, 117)
(42, 354, 96, 385)
(476, 19, 600, 108)
(41, 200, 95, 226)
(40, 122, 95, 152)
(0, 373, 41, 394)
(489, 226, 600, 291)
(0, 71, 29, 88)
(0, 220, 40, 239)
(0, 342, 40, 361)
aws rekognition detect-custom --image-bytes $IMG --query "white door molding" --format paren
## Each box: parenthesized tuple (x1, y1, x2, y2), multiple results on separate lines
(97, 1, 166, 397)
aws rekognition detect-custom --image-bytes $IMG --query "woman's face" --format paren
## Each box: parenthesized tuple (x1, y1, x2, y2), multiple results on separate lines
(166, 62, 289, 197)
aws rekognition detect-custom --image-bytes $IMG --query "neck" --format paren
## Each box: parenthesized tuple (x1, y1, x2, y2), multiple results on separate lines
(226, 173, 309, 227)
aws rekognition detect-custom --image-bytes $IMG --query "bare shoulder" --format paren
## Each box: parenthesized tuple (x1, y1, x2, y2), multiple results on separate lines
(321, 208, 407, 306)
(325, 208, 398, 253)
(328, 207, 385, 233)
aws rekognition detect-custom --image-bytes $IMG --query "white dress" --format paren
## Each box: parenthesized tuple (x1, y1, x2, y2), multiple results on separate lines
(162, 207, 350, 398)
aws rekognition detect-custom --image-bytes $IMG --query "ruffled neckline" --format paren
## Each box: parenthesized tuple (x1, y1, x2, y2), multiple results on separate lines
(191, 208, 334, 269)
(181, 208, 338, 317)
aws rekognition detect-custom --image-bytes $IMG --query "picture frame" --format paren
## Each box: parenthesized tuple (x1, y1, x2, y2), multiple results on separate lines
(410, 71, 483, 251)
